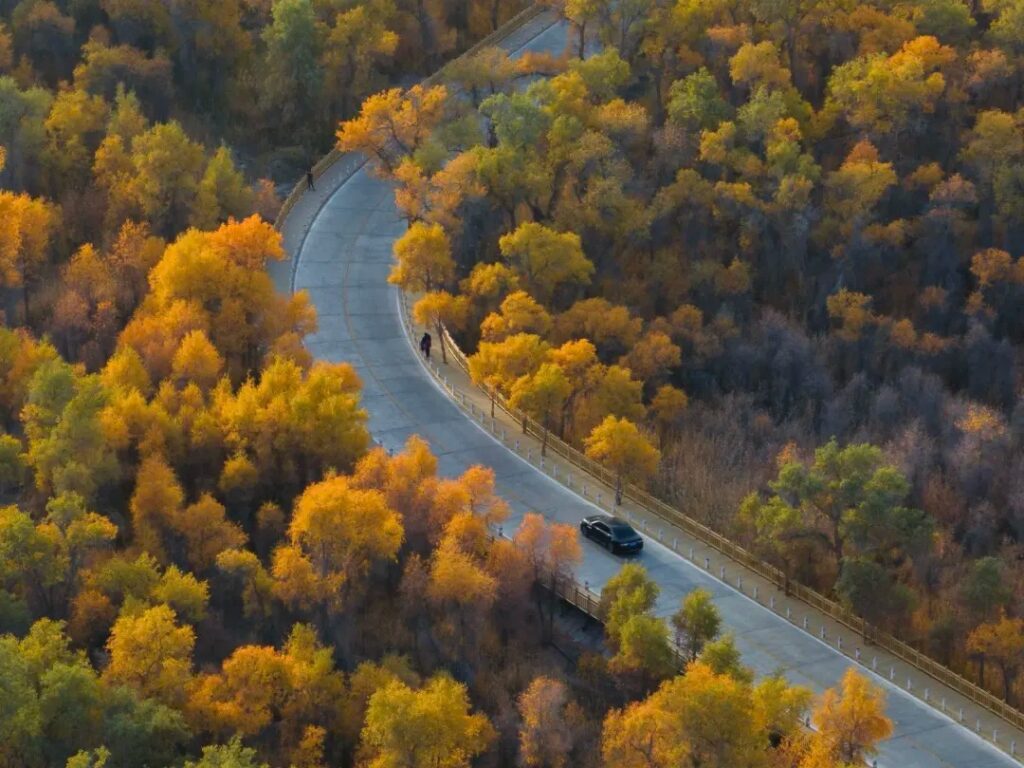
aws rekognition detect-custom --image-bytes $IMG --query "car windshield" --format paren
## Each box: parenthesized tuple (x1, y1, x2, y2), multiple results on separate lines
(611, 526, 636, 538)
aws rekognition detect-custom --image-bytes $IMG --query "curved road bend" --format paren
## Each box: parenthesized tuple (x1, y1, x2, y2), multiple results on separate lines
(269, 12, 1015, 768)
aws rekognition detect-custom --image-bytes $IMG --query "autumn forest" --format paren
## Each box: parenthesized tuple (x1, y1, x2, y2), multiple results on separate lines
(2, 0, 1023, 766)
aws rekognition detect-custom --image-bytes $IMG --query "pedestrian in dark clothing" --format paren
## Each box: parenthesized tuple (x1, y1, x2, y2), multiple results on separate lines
(306, 169, 315, 191)
(420, 332, 432, 359)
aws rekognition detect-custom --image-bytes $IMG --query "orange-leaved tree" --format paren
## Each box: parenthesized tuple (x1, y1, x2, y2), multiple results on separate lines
(966, 612, 1024, 704)
(336, 85, 448, 174)
(514, 512, 581, 638)
(810, 667, 893, 765)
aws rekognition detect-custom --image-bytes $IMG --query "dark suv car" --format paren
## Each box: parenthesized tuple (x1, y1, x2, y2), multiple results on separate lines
(580, 514, 643, 555)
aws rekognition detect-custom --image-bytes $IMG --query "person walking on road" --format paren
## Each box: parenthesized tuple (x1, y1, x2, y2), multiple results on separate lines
(306, 168, 315, 191)
(420, 332, 432, 360)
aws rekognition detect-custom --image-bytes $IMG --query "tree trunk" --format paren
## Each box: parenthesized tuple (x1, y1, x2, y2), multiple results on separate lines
(831, 518, 844, 564)
(615, 474, 623, 506)
(652, 67, 665, 126)
(533, 581, 548, 643)
(434, 319, 447, 363)
(547, 573, 556, 638)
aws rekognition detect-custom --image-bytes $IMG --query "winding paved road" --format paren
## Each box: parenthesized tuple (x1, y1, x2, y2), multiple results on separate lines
(270, 12, 1017, 767)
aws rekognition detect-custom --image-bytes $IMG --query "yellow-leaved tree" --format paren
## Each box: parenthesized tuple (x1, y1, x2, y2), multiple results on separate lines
(389, 222, 455, 293)
(498, 222, 593, 305)
(602, 657, 816, 768)
(187, 624, 345, 748)
(469, 333, 549, 417)
(120, 216, 316, 382)
(584, 416, 660, 505)
(480, 291, 552, 341)
(509, 362, 571, 456)
(213, 357, 369, 496)
(360, 674, 495, 768)
(272, 475, 403, 618)
(412, 290, 468, 364)
(0, 190, 59, 321)
(104, 603, 195, 708)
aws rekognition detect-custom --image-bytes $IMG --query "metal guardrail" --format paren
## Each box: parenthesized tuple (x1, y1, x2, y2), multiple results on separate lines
(405, 297, 1024, 744)
(273, 2, 550, 233)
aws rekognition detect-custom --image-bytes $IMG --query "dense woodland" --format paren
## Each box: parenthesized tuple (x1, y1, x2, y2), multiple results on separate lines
(0, 0, 898, 767)
(338, 0, 1024, 707)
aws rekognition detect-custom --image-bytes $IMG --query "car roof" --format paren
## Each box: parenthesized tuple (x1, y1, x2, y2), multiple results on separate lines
(586, 514, 630, 527)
